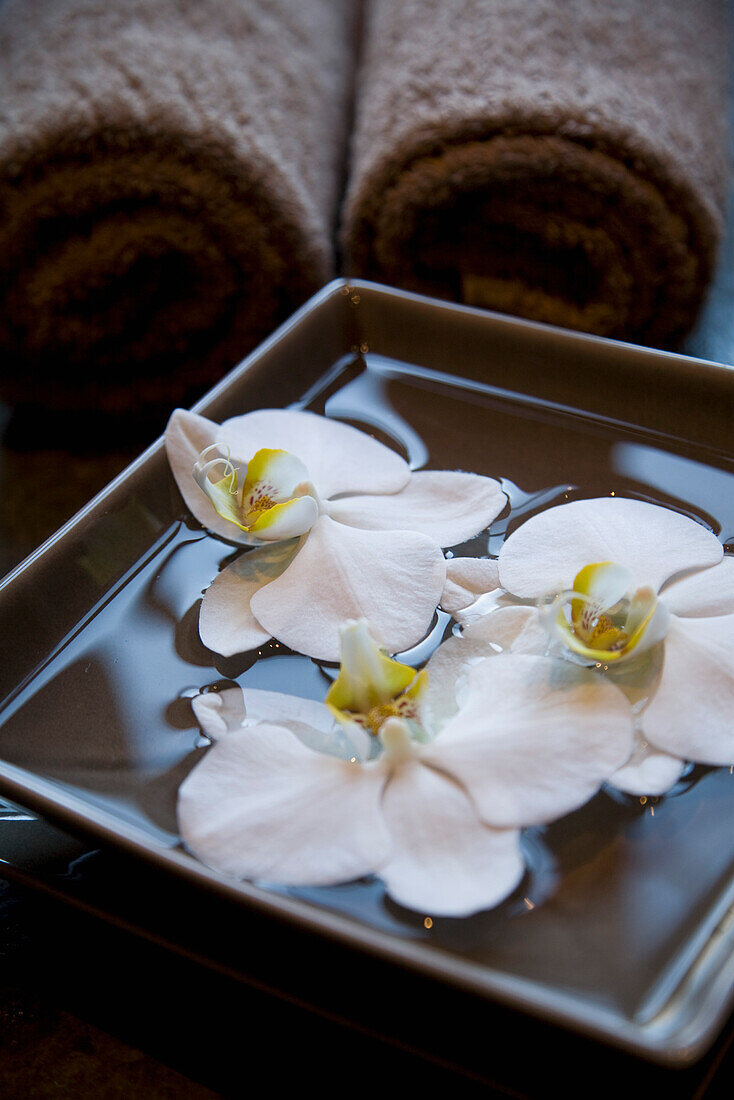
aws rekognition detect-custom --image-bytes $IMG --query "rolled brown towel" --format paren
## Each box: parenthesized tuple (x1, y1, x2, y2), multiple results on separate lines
(342, 0, 730, 346)
(0, 0, 357, 416)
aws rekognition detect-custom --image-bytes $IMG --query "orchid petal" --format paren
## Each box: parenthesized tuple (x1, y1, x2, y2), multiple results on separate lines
(217, 409, 410, 499)
(178, 723, 392, 884)
(499, 497, 723, 598)
(192, 684, 344, 751)
(426, 655, 633, 828)
(240, 447, 319, 539)
(242, 447, 311, 500)
(441, 557, 501, 614)
(639, 615, 734, 766)
(625, 593, 670, 655)
(245, 495, 320, 540)
(661, 556, 734, 618)
(192, 687, 247, 739)
(165, 409, 252, 544)
(421, 606, 548, 735)
(328, 471, 506, 546)
(379, 758, 525, 916)
(242, 687, 335, 732)
(199, 541, 298, 657)
(465, 606, 550, 655)
(250, 516, 446, 662)
(242, 687, 364, 759)
(607, 735, 686, 796)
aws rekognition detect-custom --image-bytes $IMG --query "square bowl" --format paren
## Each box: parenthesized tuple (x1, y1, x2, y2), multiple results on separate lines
(1, 278, 734, 1070)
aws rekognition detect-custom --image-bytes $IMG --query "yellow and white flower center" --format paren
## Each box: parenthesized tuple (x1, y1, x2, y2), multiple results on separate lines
(573, 603, 629, 652)
(244, 491, 277, 521)
(326, 619, 428, 739)
(356, 694, 423, 736)
(193, 444, 320, 541)
(547, 561, 669, 665)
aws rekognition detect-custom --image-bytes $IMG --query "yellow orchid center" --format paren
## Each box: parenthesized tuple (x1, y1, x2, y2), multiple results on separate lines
(326, 619, 428, 738)
(361, 696, 423, 735)
(244, 491, 277, 520)
(192, 444, 320, 541)
(548, 561, 668, 666)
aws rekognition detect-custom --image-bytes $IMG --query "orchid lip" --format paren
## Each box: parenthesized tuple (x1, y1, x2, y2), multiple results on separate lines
(542, 561, 668, 666)
(325, 619, 429, 740)
(192, 443, 320, 540)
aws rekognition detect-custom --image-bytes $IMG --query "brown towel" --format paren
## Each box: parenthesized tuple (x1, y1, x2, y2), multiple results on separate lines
(341, 0, 730, 346)
(0, 0, 357, 417)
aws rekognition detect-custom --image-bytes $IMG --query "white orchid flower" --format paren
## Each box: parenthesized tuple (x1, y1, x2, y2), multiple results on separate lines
(165, 408, 506, 662)
(441, 496, 734, 795)
(179, 620, 633, 918)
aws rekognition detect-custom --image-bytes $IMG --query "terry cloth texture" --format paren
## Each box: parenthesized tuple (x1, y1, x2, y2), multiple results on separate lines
(0, 0, 357, 415)
(341, 0, 730, 346)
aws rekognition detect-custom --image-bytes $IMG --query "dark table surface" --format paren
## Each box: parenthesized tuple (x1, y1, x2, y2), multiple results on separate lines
(1, 190, 734, 1096)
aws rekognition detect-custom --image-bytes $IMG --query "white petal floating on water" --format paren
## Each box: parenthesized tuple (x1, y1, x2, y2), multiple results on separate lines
(440, 556, 501, 614)
(426, 654, 634, 829)
(328, 471, 506, 546)
(217, 408, 410, 499)
(421, 606, 548, 736)
(499, 497, 722, 599)
(379, 757, 525, 917)
(192, 687, 247, 739)
(199, 540, 298, 656)
(661, 555, 734, 618)
(460, 605, 550, 657)
(639, 614, 734, 767)
(607, 734, 686, 797)
(243, 687, 335, 733)
(178, 723, 391, 885)
(243, 686, 364, 759)
(250, 515, 446, 661)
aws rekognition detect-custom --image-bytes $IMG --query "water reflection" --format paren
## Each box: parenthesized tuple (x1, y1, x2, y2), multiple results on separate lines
(611, 442, 734, 539)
